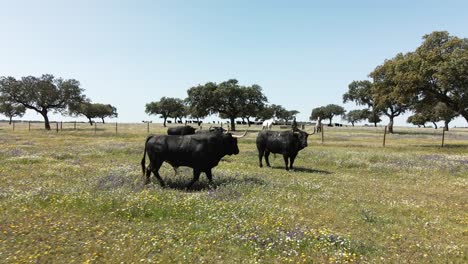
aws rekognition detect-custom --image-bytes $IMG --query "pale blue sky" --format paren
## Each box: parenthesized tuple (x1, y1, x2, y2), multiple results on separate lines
(1, 0, 467, 126)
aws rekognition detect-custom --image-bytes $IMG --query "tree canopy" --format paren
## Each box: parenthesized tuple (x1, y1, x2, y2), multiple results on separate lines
(343, 80, 375, 107)
(185, 82, 217, 121)
(0, 74, 85, 130)
(185, 79, 267, 131)
(240, 84, 267, 126)
(411, 31, 468, 122)
(145, 97, 185, 127)
(310, 104, 346, 125)
(0, 96, 26, 124)
(407, 113, 428, 128)
(94, 104, 118, 123)
(309, 106, 326, 125)
(343, 109, 369, 126)
(70, 102, 118, 125)
(369, 53, 414, 133)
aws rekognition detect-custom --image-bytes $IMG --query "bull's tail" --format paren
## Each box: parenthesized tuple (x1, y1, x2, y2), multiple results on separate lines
(141, 135, 153, 176)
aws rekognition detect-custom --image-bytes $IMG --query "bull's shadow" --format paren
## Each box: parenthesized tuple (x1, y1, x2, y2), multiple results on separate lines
(150, 174, 266, 192)
(271, 166, 332, 174)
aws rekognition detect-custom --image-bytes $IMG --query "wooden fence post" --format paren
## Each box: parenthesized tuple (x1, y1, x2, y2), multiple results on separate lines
(147, 122, 150, 133)
(441, 129, 445, 147)
(28, 121, 31, 131)
(12, 121, 15, 131)
(60, 121, 63, 131)
(383, 126, 387, 147)
(321, 124, 324, 144)
(94, 122, 97, 135)
(74, 121, 76, 130)
(56, 122, 59, 133)
(115, 122, 118, 135)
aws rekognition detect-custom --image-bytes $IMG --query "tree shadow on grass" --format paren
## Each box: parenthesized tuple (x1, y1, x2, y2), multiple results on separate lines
(271, 166, 332, 174)
(417, 144, 468, 149)
(148, 174, 267, 192)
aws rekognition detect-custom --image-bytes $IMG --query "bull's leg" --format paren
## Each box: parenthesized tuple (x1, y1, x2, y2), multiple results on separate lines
(145, 165, 152, 184)
(151, 160, 165, 187)
(289, 154, 297, 170)
(187, 169, 201, 189)
(258, 150, 264, 168)
(205, 169, 213, 182)
(283, 155, 289, 171)
(265, 151, 271, 167)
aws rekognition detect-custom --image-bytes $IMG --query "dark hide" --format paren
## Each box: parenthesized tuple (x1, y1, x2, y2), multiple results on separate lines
(141, 132, 240, 188)
(256, 130, 311, 171)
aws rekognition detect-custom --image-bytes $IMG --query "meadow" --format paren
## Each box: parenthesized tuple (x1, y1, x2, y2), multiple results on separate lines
(0, 122, 467, 263)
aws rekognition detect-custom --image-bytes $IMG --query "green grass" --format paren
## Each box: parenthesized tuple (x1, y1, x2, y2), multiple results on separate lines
(1, 122, 467, 263)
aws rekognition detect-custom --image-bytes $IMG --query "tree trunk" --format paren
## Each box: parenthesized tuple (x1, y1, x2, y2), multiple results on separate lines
(101, 118, 105, 124)
(423, 124, 426, 128)
(351, 122, 354, 127)
(40, 110, 51, 130)
(374, 122, 377, 127)
(246, 117, 251, 127)
(88, 118, 93, 126)
(230, 117, 236, 131)
(432, 122, 438, 129)
(328, 118, 333, 126)
(444, 120, 449, 131)
(9, 116, 12, 125)
(388, 116, 394, 134)
(163, 117, 167, 127)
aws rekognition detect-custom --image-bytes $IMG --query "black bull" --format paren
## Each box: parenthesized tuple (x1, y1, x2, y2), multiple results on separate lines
(141, 131, 246, 187)
(167, 126, 197, 135)
(256, 129, 315, 171)
(167, 126, 226, 136)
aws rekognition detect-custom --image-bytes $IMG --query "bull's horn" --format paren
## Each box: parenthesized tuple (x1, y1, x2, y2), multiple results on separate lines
(231, 130, 247, 138)
(208, 125, 213, 131)
(306, 128, 316, 135)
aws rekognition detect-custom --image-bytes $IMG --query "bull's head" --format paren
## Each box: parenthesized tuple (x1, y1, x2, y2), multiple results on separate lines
(293, 128, 315, 150)
(222, 130, 247, 155)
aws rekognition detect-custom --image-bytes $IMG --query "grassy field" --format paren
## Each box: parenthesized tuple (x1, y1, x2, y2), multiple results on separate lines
(0, 122, 467, 263)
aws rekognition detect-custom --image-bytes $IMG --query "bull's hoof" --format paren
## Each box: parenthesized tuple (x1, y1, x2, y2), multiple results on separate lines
(259, 164, 263, 168)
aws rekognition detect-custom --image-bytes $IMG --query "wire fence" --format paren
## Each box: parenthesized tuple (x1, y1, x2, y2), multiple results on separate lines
(1, 121, 468, 148)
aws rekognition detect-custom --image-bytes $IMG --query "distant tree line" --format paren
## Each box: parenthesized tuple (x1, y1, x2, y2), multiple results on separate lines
(145, 79, 299, 131)
(0, 74, 118, 130)
(2, 32, 466, 132)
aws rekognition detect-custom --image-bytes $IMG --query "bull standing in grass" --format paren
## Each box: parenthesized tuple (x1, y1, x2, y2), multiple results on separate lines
(256, 128, 315, 171)
(142, 130, 246, 188)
